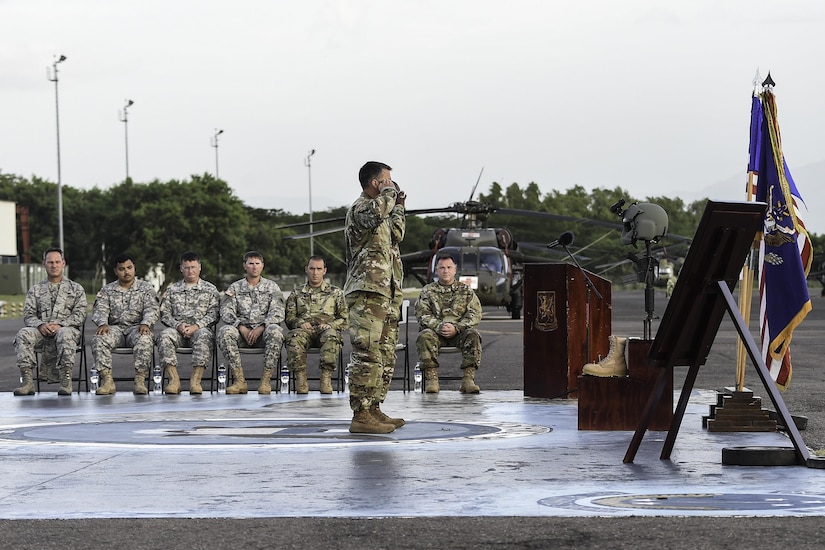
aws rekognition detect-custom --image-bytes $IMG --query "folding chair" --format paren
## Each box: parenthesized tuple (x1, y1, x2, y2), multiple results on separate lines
(392, 299, 412, 392)
(234, 347, 286, 393)
(421, 346, 463, 393)
(302, 345, 345, 392)
(34, 329, 88, 392)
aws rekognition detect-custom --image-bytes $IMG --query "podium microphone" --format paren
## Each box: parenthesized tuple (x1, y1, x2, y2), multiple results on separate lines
(547, 231, 574, 249)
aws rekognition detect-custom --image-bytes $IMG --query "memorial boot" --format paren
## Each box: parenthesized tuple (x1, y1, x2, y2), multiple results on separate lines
(14, 367, 36, 396)
(226, 367, 248, 394)
(582, 335, 628, 377)
(459, 367, 480, 394)
(424, 367, 439, 393)
(164, 364, 181, 394)
(370, 403, 405, 428)
(295, 369, 309, 394)
(258, 367, 273, 394)
(96, 368, 117, 395)
(133, 370, 149, 395)
(189, 366, 205, 395)
(57, 366, 73, 396)
(349, 409, 395, 434)
(319, 368, 333, 394)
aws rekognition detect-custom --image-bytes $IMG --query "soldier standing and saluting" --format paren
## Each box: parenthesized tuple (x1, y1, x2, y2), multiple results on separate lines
(13, 247, 87, 396)
(343, 161, 406, 434)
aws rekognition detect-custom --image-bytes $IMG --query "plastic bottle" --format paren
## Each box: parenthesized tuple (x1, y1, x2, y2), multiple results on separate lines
(414, 362, 422, 392)
(344, 362, 351, 394)
(280, 364, 290, 393)
(217, 363, 227, 394)
(152, 365, 163, 395)
(89, 365, 99, 393)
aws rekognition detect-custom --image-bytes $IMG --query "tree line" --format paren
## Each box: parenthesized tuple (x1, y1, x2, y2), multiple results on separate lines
(1, 172, 821, 292)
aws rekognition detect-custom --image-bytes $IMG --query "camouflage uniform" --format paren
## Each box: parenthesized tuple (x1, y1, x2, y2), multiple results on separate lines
(14, 278, 88, 380)
(415, 279, 483, 370)
(156, 279, 221, 371)
(284, 281, 348, 373)
(217, 277, 285, 370)
(343, 187, 405, 411)
(91, 278, 160, 373)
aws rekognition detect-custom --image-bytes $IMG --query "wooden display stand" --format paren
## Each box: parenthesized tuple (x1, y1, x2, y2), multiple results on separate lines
(577, 339, 673, 430)
(523, 263, 612, 398)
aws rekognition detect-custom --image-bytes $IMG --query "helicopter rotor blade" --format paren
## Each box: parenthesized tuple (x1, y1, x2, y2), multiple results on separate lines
(468, 167, 484, 202)
(272, 215, 346, 230)
(283, 226, 345, 240)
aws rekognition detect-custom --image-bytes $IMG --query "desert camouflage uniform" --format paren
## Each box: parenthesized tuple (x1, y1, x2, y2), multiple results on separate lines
(343, 186, 405, 411)
(284, 281, 348, 374)
(14, 278, 88, 379)
(217, 277, 285, 370)
(415, 279, 482, 370)
(91, 278, 160, 373)
(156, 279, 221, 371)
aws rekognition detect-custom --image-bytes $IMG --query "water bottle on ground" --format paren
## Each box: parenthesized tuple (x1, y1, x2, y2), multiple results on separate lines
(414, 362, 422, 392)
(280, 365, 290, 393)
(152, 365, 163, 395)
(344, 362, 351, 394)
(89, 365, 99, 393)
(217, 363, 227, 394)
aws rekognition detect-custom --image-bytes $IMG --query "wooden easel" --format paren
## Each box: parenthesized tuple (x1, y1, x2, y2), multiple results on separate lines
(623, 200, 809, 465)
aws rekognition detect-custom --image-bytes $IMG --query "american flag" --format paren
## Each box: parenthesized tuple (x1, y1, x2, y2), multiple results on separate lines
(750, 89, 812, 390)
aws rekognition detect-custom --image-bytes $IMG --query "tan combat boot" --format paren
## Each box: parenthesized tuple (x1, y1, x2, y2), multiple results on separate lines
(459, 367, 480, 394)
(319, 369, 333, 394)
(133, 370, 149, 395)
(258, 367, 273, 395)
(349, 409, 396, 434)
(14, 368, 36, 396)
(370, 403, 405, 428)
(226, 367, 248, 394)
(295, 369, 309, 394)
(582, 335, 628, 377)
(164, 364, 181, 394)
(424, 367, 439, 393)
(189, 366, 205, 395)
(96, 368, 117, 395)
(57, 366, 73, 396)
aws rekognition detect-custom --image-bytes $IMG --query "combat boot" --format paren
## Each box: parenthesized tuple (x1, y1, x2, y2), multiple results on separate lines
(258, 367, 273, 394)
(459, 367, 480, 394)
(226, 367, 248, 394)
(189, 366, 205, 395)
(370, 403, 405, 428)
(349, 409, 396, 434)
(96, 368, 117, 395)
(319, 369, 334, 394)
(582, 335, 628, 377)
(14, 368, 36, 396)
(424, 367, 439, 393)
(164, 364, 181, 394)
(133, 370, 149, 395)
(295, 369, 309, 394)
(57, 366, 73, 396)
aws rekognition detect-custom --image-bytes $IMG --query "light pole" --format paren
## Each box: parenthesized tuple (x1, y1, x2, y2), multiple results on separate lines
(119, 99, 134, 181)
(211, 129, 224, 178)
(305, 149, 316, 256)
(47, 54, 66, 253)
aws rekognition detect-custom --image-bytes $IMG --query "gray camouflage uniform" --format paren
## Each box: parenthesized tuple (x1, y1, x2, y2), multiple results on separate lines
(285, 281, 348, 373)
(217, 277, 285, 370)
(156, 279, 221, 372)
(91, 279, 160, 373)
(415, 279, 483, 370)
(343, 187, 405, 411)
(14, 278, 88, 379)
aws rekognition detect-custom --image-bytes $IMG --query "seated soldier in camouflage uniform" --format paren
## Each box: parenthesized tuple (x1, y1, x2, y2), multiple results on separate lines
(415, 253, 483, 393)
(91, 252, 160, 395)
(156, 251, 221, 395)
(284, 255, 348, 394)
(14, 247, 87, 396)
(217, 251, 285, 394)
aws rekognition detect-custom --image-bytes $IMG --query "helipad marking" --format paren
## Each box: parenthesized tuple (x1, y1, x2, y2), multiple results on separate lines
(537, 492, 825, 513)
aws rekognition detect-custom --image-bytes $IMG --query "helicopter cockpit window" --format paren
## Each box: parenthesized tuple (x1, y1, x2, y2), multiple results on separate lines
(479, 247, 504, 275)
(462, 251, 478, 273)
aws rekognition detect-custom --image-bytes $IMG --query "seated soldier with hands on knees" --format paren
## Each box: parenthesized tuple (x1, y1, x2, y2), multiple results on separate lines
(415, 253, 483, 394)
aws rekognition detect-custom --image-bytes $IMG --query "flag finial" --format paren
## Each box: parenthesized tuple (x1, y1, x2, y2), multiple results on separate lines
(762, 72, 776, 88)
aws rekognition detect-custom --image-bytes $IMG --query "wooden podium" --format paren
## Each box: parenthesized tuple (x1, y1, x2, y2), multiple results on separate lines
(523, 263, 612, 398)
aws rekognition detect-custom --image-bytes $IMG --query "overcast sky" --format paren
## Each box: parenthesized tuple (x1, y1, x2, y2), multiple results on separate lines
(3, 0, 825, 234)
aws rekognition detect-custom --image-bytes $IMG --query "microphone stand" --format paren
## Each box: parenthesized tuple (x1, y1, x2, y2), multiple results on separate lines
(561, 243, 603, 364)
